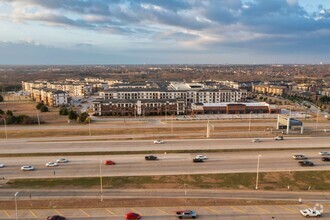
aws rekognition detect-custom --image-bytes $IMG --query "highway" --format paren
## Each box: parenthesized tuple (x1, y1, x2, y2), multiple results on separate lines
(0, 136, 329, 154)
(0, 149, 329, 179)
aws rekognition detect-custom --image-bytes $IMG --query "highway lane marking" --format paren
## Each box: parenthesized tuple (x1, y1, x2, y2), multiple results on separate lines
(230, 206, 245, 213)
(105, 208, 117, 216)
(29, 210, 38, 218)
(79, 209, 90, 217)
(256, 206, 271, 214)
(156, 208, 170, 215)
(278, 205, 296, 213)
(130, 208, 140, 214)
(204, 206, 221, 214)
(55, 210, 64, 216)
(3, 210, 10, 217)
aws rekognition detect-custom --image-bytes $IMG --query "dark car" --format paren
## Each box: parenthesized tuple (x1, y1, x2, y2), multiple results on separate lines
(104, 160, 116, 165)
(145, 155, 158, 160)
(298, 161, 314, 166)
(47, 215, 66, 220)
(126, 212, 141, 219)
(193, 158, 204, 163)
(322, 157, 330, 161)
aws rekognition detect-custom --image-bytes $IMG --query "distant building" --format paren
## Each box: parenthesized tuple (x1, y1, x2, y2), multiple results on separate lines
(253, 84, 287, 95)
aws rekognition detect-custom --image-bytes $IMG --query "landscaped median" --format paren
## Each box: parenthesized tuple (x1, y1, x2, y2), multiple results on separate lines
(5, 171, 330, 191)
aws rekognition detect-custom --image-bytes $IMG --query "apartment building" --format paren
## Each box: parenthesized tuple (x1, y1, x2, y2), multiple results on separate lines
(40, 89, 68, 107)
(253, 84, 287, 95)
(92, 99, 185, 116)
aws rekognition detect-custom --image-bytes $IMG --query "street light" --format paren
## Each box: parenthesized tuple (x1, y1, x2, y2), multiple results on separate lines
(248, 112, 252, 131)
(99, 160, 103, 202)
(36, 110, 40, 125)
(14, 191, 19, 220)
(255, 154, 261, 190)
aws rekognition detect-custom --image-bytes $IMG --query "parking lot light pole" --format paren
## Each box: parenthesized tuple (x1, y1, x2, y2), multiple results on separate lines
(255, 155, 261, 190)
(100, 160, 103, 202)
(14, 191, 19, 220)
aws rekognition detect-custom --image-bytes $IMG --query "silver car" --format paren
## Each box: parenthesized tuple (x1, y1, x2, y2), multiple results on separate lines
(21, 166, 35, 171)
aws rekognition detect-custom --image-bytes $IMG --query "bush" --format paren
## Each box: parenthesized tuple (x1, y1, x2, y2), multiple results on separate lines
(36, 102, 44, 110)
(6, 110, 13, 116)
(0, 109, 4, 115)
(79, 112, 89, 123)
(68, 110, 78, 120)
(0, 95, 3, 102)
(40, 105, 48, 112)
(59, 107, 69, 115)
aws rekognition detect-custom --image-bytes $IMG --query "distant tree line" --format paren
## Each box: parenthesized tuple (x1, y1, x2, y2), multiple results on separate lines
(0, 109, 39, 125)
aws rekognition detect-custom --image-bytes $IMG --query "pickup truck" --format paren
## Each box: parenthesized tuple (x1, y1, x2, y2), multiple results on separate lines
(176, 210, 197, 219)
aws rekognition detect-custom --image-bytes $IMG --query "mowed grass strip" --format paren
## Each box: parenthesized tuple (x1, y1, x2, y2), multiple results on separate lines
(6, 171, 330, 191)
(0, 147, 328, 158)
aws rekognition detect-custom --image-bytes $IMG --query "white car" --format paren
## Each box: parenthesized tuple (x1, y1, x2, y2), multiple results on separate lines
(153, 140, 164, 144)
(56, 158, 69, 163)
(195, 155, 208, 160)
(300, 208, 322, 217)
(21, 166, 35, 171)
(46, 162, 58, 167)
(292, 154, 308, 160)
(252, 138, 261, 142)
(319, 151, 330, 156)
(0, 164, 4, 168)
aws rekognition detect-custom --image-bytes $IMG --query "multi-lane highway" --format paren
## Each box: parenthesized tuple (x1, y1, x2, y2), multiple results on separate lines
(0, 136, 330, 154)
(0, 149, 329, 179)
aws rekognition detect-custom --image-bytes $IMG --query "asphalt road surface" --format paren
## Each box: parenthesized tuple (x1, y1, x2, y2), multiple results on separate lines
(1, 149, 329, 179)
(0, 136, 330, 154)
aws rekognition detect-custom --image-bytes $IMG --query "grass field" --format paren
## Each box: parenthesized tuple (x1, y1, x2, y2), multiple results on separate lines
(6, 171, 330, 191)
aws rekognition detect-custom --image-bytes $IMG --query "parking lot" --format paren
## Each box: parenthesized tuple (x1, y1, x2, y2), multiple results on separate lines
(0, 204, 329, 219)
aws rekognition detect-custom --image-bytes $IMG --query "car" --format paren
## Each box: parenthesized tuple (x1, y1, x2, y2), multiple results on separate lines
(298, 161, 314, 166)
(195, 155, 207, 160)
(104, 160, 116, 165)
(21, 166, 35, 171)
(0, 164, 4, 168)
(47, 215, 66, 220)
(193, 158, 204, 163)
(56, 158, 69, 163)
(176, 210, 197, 219)
(300, 208, 321, 217)
(252, 138, 261, 142)
(322, 157, 330, 161)
(145, 155, 158, 160)
(275, 136, 284, 140)
(125, 212, 141, 219)
(319, 151, 330, 156)
(153, 140, 164, 144)
(292, 154, 308, 160)
(46, 162, 58, 167)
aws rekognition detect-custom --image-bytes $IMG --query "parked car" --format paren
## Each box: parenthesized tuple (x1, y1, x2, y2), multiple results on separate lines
(176, 210, 197, 219)
(21, 166, 35, 171)
(298, 161, 314, 166)
(46, 162, 58, 167)
(56, 158, 69, 163)
(300, 208, 321, 217)
(322, 157, 330, 161)
(0, 164, 4, 168)
(275, 136, 284, 140)
(292, 154, 308, 160)
(145, 155, 158, 160)
(104, 160, 116, 165)
(193, 158, 204, 163)
(252, 138, 261, 142)
(153, 140, 164, 144)
(195, 155, 207, 160)
(126, 212, 141, 219)
(47, 215, 66, 220)
(319, 151, 330, 156)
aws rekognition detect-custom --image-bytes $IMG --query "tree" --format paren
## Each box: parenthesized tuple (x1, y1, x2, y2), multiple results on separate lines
(40, 105, 48, 112)
(36, 102, 44, 110)
(78, 112, 89, 123)
(68, 110, 78, 120)
(0, 95, 3, 102)
(6, 110, 13, 116)
(59, 107, 69, 115)
(0, 109, 4, 115)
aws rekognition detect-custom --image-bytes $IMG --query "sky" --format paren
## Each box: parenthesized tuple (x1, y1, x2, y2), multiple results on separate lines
(0, 0, 330, 65)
